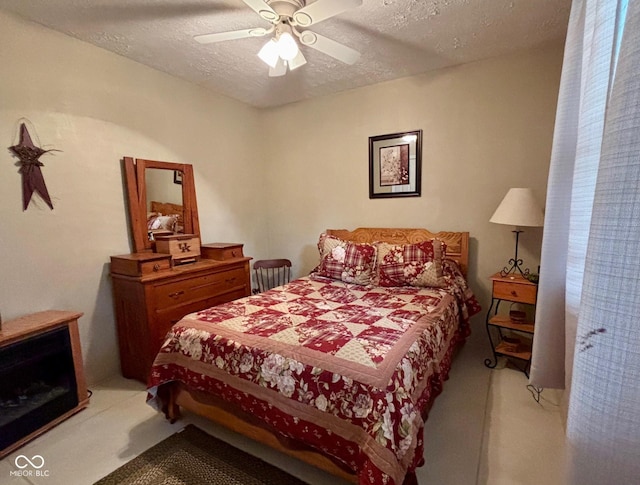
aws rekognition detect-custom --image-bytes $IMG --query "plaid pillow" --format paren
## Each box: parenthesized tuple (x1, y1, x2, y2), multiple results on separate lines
(316, 234, 377, 285)
(375, 239, 447, 288)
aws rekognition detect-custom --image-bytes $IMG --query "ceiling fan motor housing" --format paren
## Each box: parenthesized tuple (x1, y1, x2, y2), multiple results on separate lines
(266, 0, 305, 19)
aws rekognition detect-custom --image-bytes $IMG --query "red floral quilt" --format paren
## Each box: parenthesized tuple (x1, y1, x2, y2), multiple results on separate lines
(148, 262, 480, 485)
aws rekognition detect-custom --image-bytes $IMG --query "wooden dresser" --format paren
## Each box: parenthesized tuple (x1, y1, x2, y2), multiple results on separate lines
(110, 244, 251, 383)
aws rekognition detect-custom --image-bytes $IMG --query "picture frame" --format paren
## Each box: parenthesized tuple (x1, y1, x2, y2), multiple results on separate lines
(173, 170, 183, 185)
(369, 130, 422, 199)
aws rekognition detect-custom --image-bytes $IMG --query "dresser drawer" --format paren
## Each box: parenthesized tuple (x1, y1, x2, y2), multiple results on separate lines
(201, 243, 245, 261)
(111, 253, 171, 276)
(152, 288, 250, 347)
(493, 279, 537, 304)
(153, 267, 247, 311)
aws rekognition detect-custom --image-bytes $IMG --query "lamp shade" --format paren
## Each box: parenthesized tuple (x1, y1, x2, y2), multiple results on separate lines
(490, 188, 544, 227)
(277, 32, 299, 60)
(258, 39, 279, 68)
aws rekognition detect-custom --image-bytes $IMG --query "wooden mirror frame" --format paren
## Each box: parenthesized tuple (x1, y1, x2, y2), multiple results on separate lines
(123, 157, 200, 253)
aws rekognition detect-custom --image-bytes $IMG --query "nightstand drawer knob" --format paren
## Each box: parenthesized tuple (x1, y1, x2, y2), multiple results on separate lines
(168, 290, 185, 299)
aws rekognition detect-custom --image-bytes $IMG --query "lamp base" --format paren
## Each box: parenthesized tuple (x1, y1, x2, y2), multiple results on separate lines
(499, 230, 531, 277)
(499, 260, 531, 278)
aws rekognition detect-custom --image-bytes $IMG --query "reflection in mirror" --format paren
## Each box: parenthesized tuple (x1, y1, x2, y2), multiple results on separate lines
(123, 157, 200, 253)
(145, 168, 185, 240)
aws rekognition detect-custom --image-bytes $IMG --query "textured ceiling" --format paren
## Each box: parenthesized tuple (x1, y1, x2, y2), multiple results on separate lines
(0, 0, 571, 108)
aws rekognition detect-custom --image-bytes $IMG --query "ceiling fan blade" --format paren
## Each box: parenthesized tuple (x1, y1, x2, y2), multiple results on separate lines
(194, 27, 268, 44)
(242, 0, 280, 22)
(292, 0, 362, 27)
(299, 31, 360, 65)
(269, 57, 288, 77)
(288, 50, 307, 71)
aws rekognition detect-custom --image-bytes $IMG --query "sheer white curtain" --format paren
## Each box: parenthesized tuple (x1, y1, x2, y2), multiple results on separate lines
(531, 0, 639, 482)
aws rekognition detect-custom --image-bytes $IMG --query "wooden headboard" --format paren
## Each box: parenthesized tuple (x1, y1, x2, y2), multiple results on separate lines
(150, 200, 183, 216)
(326, 227, 469, 276)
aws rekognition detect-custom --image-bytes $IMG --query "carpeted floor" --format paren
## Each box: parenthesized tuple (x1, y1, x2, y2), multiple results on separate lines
(94, 425, 309, 485)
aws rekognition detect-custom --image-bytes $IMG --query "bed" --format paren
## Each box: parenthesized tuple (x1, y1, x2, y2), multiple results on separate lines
(147, 228, 480, 485)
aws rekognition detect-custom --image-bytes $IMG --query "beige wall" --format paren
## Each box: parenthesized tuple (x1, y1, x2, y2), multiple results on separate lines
(0, 11, 266, 384)
(0, 9, 563, 384)
(261, 45, 563, 310)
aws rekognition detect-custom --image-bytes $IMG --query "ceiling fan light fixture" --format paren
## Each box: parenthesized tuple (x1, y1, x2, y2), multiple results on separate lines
(288, 49, 307, 71)
(277, 32, 299, 61)
(258, 39, 280, 68)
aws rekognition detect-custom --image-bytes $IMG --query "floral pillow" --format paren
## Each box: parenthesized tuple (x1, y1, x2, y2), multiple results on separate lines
(375, 239, 447, 288)
(316, 234, 377, 285)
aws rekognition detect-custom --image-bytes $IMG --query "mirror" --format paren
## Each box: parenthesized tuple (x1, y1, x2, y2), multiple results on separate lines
(123, 157, 201, 253)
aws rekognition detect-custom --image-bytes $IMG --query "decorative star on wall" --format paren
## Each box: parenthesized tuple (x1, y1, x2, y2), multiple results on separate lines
(9, 123, 58, 210)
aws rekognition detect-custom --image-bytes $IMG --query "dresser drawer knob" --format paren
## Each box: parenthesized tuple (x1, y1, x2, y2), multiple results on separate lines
(511, 290, 518, 296)
(153, 264, 160, 271)
(168, 290, 185, 299)
(225, 277, 237, 284)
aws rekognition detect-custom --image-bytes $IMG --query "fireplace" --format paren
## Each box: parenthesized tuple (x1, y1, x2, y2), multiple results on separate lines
(0, 311, 89, 458)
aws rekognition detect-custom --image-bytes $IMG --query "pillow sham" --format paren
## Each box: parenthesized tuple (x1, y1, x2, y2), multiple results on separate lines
(375, 239, 447, 288)
(147, 213, 178, 232)
(316, 234, 377, 285)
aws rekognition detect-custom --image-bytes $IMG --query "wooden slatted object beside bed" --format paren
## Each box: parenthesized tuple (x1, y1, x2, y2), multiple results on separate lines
(154, 228, 473, 485)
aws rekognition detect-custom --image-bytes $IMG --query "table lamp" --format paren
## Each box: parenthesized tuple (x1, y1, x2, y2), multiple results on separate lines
(490, 188, 544, 277)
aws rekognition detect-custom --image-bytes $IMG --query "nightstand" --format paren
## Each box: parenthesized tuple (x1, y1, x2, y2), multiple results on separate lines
(484, 273, 537, 377)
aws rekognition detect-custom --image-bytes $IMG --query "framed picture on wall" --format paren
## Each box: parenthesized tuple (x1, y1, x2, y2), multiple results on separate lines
(369, 130, 422, 198)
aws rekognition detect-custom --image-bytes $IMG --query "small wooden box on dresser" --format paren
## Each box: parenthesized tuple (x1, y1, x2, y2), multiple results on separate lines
(110, 244, 251, 383)
(484, 273, 538, 377)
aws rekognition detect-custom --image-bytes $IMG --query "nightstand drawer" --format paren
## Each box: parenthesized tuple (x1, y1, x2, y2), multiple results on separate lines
(493, 279, 537, 304)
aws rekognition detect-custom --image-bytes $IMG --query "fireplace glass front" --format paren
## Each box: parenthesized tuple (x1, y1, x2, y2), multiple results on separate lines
(0, 327, 79, 451)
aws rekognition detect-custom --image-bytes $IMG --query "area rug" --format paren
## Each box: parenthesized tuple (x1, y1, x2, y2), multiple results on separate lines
(94, 424, 308, 485)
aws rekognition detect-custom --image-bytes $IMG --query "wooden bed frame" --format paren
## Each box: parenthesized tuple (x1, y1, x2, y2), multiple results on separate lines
(161, 228, 470, 484)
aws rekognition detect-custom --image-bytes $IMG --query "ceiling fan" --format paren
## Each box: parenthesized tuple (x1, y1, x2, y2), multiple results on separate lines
(194, 0, 363, 77)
